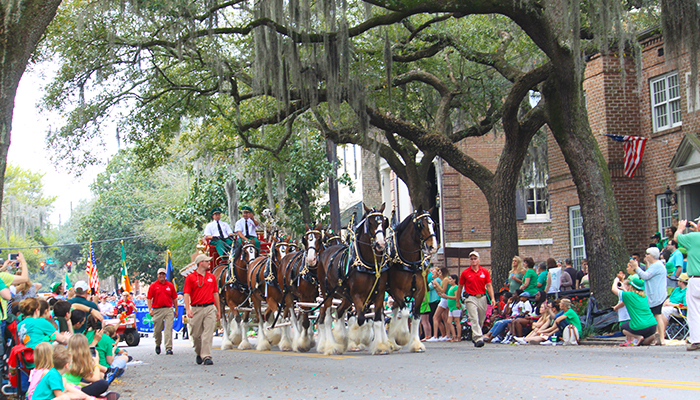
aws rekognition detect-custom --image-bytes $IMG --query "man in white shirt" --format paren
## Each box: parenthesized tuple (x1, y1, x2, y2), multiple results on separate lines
(234, 205, 260, 252)
(203, 208, 235, 260)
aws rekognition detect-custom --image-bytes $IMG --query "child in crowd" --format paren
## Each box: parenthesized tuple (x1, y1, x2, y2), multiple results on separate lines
(17, 298, 70, 350)
(66, 334, 119, 399)
(523, 302, 553, 344)
(444, 275, 462, 342)
(53, 301, 73, 334)
(85, 316, 127, 382)
(30, 344, 93, 400)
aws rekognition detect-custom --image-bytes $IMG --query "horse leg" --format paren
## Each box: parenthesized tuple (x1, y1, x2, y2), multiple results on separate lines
(331, 308, 348, 354)
(238, 311, 253, 350)
(322, 307, 343, 355)
(368, 295, 391, 356)
(316, 305, 327, 354)
(230, 311, 243, 346)
(277, 305, 293, 351)
(387, 305, 409, 350)
(408, 304, 426, 353)
(220, 301, 234, 350)
(253, 295, 271, 351)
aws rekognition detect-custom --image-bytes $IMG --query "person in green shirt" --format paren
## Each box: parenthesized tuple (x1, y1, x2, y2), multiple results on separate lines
(84, 315, 128, 382)
(536, 263, 548, 291)
(611, 277, 658, 346)
(17, 298, 69, 349)
(662, 273, 688, 326)
(520, 257, 538, 295)
(438, 275, 462, 342)
(674, 219, 700, 351)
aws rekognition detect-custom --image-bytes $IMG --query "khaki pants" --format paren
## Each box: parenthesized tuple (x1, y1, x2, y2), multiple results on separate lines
(152, 307, 174, 350)
(190, 305, 217, 360)
(464, 295, 488, 342)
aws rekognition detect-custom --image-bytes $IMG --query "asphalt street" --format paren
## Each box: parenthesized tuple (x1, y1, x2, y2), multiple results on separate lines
(113, 335, 700, 399)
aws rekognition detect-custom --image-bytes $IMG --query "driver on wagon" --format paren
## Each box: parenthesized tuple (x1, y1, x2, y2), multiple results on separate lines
(234, 205, 261, 252)
(203, 207, 235, 260)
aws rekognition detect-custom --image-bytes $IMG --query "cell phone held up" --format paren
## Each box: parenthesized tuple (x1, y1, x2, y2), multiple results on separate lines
(90, 347, 97, 357)
(8, 253, 18, 261)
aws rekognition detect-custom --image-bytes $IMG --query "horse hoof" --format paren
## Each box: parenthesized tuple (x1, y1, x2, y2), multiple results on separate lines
(238, 341, 253, 350)
(221, 342, 233, 350)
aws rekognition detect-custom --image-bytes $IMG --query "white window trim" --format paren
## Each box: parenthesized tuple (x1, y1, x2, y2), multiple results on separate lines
(650, 72, 682, 132)
(656, 194, 672, 237)
(569, 205, 586, 262)
(524, 186, 550, 223)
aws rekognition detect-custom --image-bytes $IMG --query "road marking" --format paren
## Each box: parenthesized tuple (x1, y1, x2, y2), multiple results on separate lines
(213, 347, 361, 360)
(543, 374, 700, 391)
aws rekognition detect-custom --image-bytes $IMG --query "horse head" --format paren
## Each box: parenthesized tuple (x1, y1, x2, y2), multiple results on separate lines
(302, 223, 324, 267)
(241, 242, 258, 263)
(362, 202, 388, 252)
(275, 236, 289, 262)
(413, 206, 439, 256)
(323, 228, 343, 247)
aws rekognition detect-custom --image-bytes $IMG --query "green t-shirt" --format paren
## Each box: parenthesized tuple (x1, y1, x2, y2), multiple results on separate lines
(677, 232, 700, 276)
(537, 270, 548, 289)
(32, 368, 64, 400)
(508, 272, 524, 293)
(523, 269, 538, 295)
(669, 286, 686, 305)
(17, 317, 57, 349)
(563, 308, 582, 334)
(86, 330, 115, 368)
(447, 285, 459, 311)
(0, 272, 12, 321)
(620, 291, 657, 331)
(63, 373, 82, 386)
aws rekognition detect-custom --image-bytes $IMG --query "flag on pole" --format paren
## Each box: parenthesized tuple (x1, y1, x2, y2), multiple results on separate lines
(64, 274, 72, 290)
(86, 239, 100, 294)
(165, 250, 177, 291)
(120, 240, 132, 293)
(604, 134, 648, 178)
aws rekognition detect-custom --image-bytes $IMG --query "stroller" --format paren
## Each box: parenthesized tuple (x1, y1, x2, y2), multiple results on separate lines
(2, 318, 34, 399)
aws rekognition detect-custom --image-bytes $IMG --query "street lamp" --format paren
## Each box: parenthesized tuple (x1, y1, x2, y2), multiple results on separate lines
(664, 186, 676, 207)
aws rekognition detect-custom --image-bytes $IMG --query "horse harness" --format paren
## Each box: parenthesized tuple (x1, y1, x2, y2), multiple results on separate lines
(222, 242, 257, 293)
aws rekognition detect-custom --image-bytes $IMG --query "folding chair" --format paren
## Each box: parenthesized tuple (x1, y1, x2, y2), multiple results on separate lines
(666, 305, 689, 341)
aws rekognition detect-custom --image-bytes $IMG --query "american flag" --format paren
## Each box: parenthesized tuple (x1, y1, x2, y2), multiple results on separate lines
(86, 239, 100, 294)
(604, 134, 648, 178)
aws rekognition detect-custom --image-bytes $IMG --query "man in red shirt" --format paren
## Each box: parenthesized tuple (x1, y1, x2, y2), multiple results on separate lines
(184, 254, 221, 366)
(117, 291, 137, 315)
(456, 251, 495, 348)
(147, 267, 178, 355)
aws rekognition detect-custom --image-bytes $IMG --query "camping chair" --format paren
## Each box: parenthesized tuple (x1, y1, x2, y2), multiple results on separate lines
(2, 320, 33, 399)
(666, 305, 689, 341)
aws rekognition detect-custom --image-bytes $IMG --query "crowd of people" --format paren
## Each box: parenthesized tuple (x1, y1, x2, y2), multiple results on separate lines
(416, 227, 699, 350)
(0, 252, 145, 400)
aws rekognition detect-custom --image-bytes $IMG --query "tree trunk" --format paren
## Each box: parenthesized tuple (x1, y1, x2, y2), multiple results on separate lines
(224, 177, 238, 223)
(0, 0, 62, 224)
(326, 138, 341, 232)
(543, 64, 627, 307)
(299, 188, 312, 224)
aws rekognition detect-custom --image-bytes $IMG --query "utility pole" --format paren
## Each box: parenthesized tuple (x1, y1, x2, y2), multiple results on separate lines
(326, 138, 341, 233)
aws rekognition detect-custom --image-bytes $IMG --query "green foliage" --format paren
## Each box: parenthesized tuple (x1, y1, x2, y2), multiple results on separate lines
(3, 164, 56, 207)
(170, 168, 229, 230)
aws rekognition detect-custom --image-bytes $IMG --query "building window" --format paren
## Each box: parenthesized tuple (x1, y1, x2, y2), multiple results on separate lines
(651, 72, 681, 132)
(569, 205, 586, 267)
(524, 186, 549, 222)
(656, 194, 672, 237)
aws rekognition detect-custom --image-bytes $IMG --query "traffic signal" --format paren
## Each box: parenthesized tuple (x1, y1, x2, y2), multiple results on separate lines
(66, 261, 72, 272)
(40, 261, 46, 273)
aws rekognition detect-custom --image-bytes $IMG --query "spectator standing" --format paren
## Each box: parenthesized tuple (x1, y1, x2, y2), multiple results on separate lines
(536, 262, 548, 291)
(545, 258, 562, 294)
(99, 296, 115, 318)
(666, 240, 684, 288)
(628, 247, 667, 345)
(456, 251, 495, 348)
(578, 260, 589, 289)
(562, 258, 578, 290)
(508, 256, 525, 293)
(148, 267, 178, 355)
(675, 219, 700, 351)
(519, 257, 538, 296)
(429, 267, 450, 341)
(69, 281, 103, 333)
(425, 266, 441, 337)
(184, 254, 221, 365)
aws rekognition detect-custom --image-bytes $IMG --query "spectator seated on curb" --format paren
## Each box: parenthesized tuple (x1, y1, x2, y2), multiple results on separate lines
(483, 292, 515, 343)
(506, 292, 534, 343)
(84, 315, 127, 383)
(522, 302, 554, 344)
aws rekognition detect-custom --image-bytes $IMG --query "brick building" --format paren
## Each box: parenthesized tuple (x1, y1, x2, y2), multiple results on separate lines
(355, 31, 695, 274)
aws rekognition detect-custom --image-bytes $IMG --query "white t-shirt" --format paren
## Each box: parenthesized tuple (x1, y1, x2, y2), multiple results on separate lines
(99, 302, 115, 316)
(234, 218, 259, 237)
(512, 300, 533, 316)
(547, 267, 562, 294)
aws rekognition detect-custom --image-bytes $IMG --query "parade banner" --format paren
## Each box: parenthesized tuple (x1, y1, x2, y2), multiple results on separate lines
(135, 304, 185, 333)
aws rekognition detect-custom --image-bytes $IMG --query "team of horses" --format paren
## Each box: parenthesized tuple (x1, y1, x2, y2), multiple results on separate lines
(212, 203, 438, 355)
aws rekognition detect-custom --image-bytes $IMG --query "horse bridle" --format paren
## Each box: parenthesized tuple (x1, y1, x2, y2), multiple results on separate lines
(412, 211, 437, 252)
(357, 211, 387, 252)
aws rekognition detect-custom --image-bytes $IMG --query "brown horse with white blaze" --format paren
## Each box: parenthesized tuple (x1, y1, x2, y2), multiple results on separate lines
(278, 223, 324, 352)
(215, 242, 258, 350)
(316, 203, 392, 355)
(386, 208, 439, 352)
(247, 239, 291, 351)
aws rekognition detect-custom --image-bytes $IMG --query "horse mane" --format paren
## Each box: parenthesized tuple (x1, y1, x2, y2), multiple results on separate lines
(394, 212, 414, 235)
(233, 243, 243, 260)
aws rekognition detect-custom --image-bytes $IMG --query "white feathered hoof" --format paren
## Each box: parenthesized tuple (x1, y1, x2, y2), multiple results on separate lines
(370, 340, 392, 355)
(256, 336, 272, 351)
(408, 338, 426, 353)
(221, 336, 234, 350)
(278, 334, 293, 351)
(238, 339, 253, 350)
(293, 333, 311, 353)
(388, 319, 410, 347)
(266, 326, 282, 345)
(388, 339, 402, 352)
(230, 320, 243, 346)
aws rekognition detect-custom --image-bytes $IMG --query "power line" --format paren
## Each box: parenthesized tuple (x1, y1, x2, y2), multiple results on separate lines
(0, 235, 146, 251)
